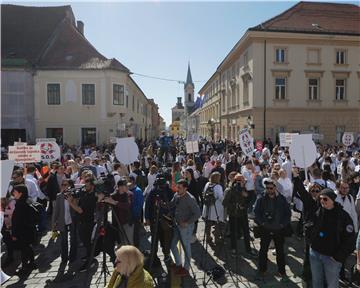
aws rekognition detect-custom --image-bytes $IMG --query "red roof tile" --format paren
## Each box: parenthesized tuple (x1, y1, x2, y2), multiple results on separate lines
(250, 1, 360, 36)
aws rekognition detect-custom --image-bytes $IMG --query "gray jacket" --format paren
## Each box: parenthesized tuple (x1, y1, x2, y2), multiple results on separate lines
(53, 193, 76, 232)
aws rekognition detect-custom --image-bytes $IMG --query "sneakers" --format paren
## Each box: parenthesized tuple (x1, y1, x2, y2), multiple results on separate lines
(175, 266, 189, 277)
(190, 235, 197, 244)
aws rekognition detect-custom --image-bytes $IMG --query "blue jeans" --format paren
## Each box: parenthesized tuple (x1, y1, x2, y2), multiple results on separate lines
(309, 248, 341, 288)
(171, 223, 194, 270)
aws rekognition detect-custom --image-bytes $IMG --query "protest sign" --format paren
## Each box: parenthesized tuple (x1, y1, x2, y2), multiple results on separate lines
(0, 160, 15, 197)
(185, 141, 199, 154)
(289, 134, 317, 181)
(239, 129, 254, 157)
(115, 137, 139, 165)
(8, 145, 41, 163)
(342, 132, 354, 147)
(36, 139, 61, 162)
(279, 133, 299, 147)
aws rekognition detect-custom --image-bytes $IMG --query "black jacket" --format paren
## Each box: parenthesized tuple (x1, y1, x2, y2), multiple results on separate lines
(223, 184, 248, 217)
(254, 193, 291, 232)
(310, 202, 356, 263)
(47, 172, 60, 201)
(12, 198, 36, 244)
(292, 176, 321, 238)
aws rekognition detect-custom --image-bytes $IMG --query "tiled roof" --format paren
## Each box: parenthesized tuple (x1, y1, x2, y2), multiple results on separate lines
(249, 1, 360, 36)
(1, 4, 129, 72)
(1, 4, 73, 65)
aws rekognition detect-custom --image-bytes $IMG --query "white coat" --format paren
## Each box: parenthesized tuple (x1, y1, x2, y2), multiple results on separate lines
(202, 182, 225, 222)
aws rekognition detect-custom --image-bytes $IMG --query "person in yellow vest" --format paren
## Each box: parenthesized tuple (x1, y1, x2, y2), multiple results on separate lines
(107, 245, 154, 288)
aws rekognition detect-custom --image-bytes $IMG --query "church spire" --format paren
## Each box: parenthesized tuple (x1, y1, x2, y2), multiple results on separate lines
(185, 62, 193, 87)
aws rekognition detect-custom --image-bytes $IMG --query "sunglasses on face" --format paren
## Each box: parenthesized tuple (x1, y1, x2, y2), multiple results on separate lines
(310, 189, 320, 193)
(320, 197, 329, 202)
(266, 186, 275, 190)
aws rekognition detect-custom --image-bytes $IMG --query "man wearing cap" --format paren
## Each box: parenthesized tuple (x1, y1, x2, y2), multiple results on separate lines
(309, 188, 356, 288)
(254, 177, 291, 279)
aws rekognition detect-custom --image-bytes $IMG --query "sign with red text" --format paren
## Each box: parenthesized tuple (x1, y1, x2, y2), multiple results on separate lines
(8, 145, 41, 163)
(36, 141, 61, 162)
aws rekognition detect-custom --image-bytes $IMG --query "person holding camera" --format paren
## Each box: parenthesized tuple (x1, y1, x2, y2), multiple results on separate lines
(254, 178, 291, 280)
(67, 177, 97, 271)
(223, 173, 256, 258)
(144, 175, 174, 265)
(52, 179, 77, 264)
(202, 172, 225, 245)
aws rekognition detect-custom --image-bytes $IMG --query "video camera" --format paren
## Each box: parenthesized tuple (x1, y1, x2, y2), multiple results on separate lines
(64, 185, 83, 199)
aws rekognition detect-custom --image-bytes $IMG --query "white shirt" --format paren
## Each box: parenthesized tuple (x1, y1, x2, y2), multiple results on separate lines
(202, 183, 225, 222)
(336, 192, 358, 232)
(278, 177, 293, 203)
(64, 200, 72, 225)
(25, 175, 41, 202)
(242, 167, 255, 191)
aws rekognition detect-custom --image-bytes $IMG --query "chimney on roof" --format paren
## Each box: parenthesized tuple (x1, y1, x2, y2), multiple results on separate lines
(77, 21, 84, 36)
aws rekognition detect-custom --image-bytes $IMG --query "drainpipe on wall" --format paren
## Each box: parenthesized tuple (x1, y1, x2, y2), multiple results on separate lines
(263, 40, 267, 141)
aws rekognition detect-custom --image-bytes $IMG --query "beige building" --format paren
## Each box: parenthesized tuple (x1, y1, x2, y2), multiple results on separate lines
(199, 2, 360, 144)
(2, 5, 160, 146)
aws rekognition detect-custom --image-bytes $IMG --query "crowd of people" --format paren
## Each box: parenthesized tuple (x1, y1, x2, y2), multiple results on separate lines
(1, 134, 360, 288)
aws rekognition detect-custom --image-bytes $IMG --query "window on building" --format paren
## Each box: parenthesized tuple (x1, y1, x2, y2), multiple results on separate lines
(126, 95, 129, 108)
(275, 48, 286, 63)
(113, 84, 124, 105)
(335, 79, 346, 100)
(308, 78, 319, 100)
(188, 93, 191, 102)
(81, 128, 96, 145)
(46, 128, 63, 145)
(336, 50, 346, 64)
(275, 78, 286, 100)
(47, 84, 60, 105)
(132, 96, 135, 111)
(243, 79, 249, 105)
(137, 100, 139, 113)
(82, 84, 95, 105)
(336, 126, 345, 144)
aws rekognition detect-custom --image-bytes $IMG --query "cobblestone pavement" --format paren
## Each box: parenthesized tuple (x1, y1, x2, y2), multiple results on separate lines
(1, 212, 356, 288)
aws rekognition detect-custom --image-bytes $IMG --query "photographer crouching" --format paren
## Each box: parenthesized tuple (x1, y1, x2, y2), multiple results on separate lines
(223, 173, 256, 258)
(67, 176, 98, 272)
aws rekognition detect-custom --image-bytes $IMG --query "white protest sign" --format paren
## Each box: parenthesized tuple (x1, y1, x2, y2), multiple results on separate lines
(342, 132, 354, 147)
(0, 160, 15, 197)
(8, 145, 41, 163)
(279, 133, 299, 147)
(185, 141, 199, 154)
(36, 138, 56, 143)
(115, 137, 139, 165)
(289, 134, 317, 181)
(36, 139, 61, 162)
(239, 129, 254, 157)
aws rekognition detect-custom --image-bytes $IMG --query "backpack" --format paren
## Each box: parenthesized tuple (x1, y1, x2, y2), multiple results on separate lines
(203, 184, 217, 206)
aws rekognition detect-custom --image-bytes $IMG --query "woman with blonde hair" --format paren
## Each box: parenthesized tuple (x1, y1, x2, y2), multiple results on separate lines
(107, 245, 154, 288)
